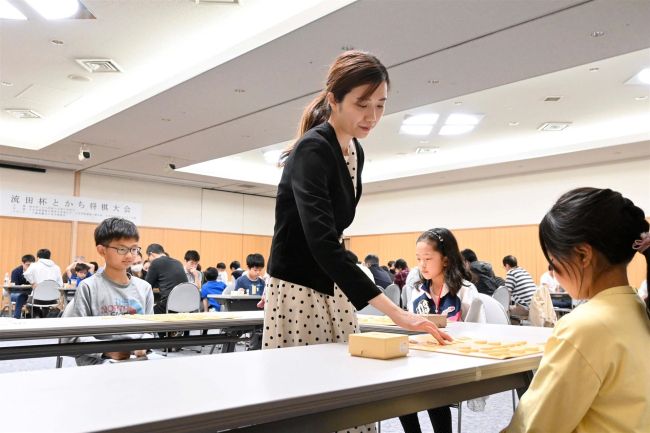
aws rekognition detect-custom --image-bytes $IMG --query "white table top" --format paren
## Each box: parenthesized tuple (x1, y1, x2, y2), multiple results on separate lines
(1, 322, 551, 433)
(0, 311, 265, 340)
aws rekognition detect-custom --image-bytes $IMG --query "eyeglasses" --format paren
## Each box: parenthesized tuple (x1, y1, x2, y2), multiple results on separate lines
(104, 245, 142, 256)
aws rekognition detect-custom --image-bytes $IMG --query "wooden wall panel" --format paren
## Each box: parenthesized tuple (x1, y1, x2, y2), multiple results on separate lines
(242, 235, 273, 267)
(2, 216, 647, 289)
(0, 217, 71, 277)
(200, 232, 243, 268)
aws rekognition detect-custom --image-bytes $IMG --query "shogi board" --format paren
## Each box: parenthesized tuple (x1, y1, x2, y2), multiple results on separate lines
(128, 313, 242, 322)
(409, 334, 545, 359)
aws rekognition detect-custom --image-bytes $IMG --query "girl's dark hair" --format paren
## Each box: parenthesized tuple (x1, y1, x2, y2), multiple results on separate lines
(539, 187, 650, 317)
(281, 51, 389, 164)
(416, 228, 471, 296)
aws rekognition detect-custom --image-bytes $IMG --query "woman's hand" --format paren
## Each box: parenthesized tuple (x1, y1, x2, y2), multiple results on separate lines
(368, 293, 452, 345)
(390, 310, 452, 344)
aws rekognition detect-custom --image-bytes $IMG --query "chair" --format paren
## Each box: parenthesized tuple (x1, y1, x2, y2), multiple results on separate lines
(492, 285, 510, 312)
(479, 293, 510, 325)
(26, 280, 61, 318)
(166, 282, 201, 314)
(165, 283, 201, 354)
(464, 296, 484, 323)
(383, 283, 400, 306)
(357, 304, 384, 316)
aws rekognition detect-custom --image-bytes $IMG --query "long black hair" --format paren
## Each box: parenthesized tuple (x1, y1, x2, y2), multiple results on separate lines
(539, 187, 650, 317)
(416, 228, 471, 296)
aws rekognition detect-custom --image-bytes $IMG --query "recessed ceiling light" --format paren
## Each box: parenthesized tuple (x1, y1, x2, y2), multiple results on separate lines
(538, 122, 571, 131)
(625, 67, 650, 86)
(399, 124, 433, 136)
(403, 113, 439, 125)
(50, 39, 64, 45)
(415, 147, 439, 154)
(25, 0, 79, 19)
(67, 74, 91, 82)
(635, 95, 648, 101)
(508, 121, 520, 126)
(0, 80, 14, 87)
(263, 149, 283, 164)
(445, 113, 483, 126)
(439, 125, 475, 136)
(0, 0, 26, 19)
(590, 31, 605, 37)
(589, 67, 600, 72)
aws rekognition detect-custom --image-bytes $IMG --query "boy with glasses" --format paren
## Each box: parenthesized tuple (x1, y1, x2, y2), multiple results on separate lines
(63, 217, 153, 365)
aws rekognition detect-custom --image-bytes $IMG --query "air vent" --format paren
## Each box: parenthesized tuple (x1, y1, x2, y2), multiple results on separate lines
(544, 96, 562, 102)
(415, 147, 440, 154)
(5, 109, 42, 119)
(538, 122, 571, 131)
(75, 59, 122, 73)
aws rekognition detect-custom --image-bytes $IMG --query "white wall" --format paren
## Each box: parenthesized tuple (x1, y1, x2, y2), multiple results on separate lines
(0, 167, 74, 195)
(3, 158, 648, 237)
(348, 157, 650, 235)
(0, 168, 276, 235)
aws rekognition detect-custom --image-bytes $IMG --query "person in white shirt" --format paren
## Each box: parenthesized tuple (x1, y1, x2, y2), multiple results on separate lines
(23, 248, 63, 287)
(539, 264, 561, 292)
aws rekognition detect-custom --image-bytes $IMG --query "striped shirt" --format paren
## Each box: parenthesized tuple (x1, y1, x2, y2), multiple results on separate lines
(505, 267, 537, 307)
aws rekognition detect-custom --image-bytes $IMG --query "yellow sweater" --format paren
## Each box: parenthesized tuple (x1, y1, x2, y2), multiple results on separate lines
(504, 286, 650, 433)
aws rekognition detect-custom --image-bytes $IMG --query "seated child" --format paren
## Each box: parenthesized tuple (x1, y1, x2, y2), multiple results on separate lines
(201, 267, 227, 311)
(63, 217, 154, 366)
(503, 187, 650, 432)
(69, 262, 92, 287)
(234, 253, 265, 295)
(400, 228, 480, 433)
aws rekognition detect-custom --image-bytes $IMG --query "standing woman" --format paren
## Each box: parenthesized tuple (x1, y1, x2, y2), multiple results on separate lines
(265, 49, 450, 394)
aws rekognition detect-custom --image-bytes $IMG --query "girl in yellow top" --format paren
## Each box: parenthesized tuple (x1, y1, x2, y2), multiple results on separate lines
(504, 187, 650, 433)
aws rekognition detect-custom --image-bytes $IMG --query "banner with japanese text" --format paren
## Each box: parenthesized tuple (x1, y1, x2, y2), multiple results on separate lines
(0, 191, 142, 225)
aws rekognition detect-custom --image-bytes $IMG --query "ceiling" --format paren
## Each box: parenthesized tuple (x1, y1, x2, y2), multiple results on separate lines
(1, 0, 649, 198)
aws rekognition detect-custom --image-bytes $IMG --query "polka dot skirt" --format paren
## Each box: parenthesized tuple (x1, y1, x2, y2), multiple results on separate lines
(262, 279, 375, 433)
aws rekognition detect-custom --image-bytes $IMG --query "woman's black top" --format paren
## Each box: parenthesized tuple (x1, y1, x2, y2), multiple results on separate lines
(268, 122, 382, 310)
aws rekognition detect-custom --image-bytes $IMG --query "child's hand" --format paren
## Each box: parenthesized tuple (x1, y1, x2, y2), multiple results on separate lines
(132, 350, 147, 358)
(103, 351, 131, 361)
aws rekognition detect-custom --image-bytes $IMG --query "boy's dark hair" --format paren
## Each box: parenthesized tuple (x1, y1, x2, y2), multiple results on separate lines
(204, 267, 218, 281)
(229, 260, 240, 270)
(184, 250, 200, 262)
(387, 260, 395, 267)
(380, 265, 390, 273)
(94, 218, 139, 246)
(246, 253, 265, 269)
(22, 254, 36, 263)
(75, 263, 90, 273)
(539, 187, 650, 316)
(36, 249, 51, 259)
(417, 228, 472, 296)
(364, 254, 379, 266)
(395, 259, 408, 270)
(146, 243, 165, 255)
(345, 250, 359, 264)
(502, 255, 518, 268)
(216, 262, 226, 270)
(461, 249, 478, 263)
(89, 261, 99, 273)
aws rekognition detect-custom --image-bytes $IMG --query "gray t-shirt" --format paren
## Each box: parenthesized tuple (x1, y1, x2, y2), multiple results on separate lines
(63, 270, 154, 365)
